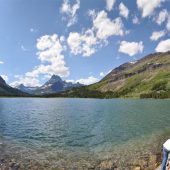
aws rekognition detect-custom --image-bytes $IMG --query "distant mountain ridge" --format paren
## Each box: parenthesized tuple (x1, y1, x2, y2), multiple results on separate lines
(2, 51, 170, 98)
(55, 51, 170, 98)
(34, 75, 83, 94)
(16, 75, 83, 95)
(0, 76, 27, 96)
(15, 84, 38, 94)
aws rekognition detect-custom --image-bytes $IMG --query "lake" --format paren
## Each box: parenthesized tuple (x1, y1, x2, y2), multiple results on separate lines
(0, 98, 170, 169)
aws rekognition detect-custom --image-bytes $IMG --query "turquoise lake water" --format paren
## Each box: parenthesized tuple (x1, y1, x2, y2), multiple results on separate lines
(0, 98, 170, 168)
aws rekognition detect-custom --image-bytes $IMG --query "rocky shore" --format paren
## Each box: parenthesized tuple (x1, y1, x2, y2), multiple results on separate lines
(0, 158, 20, 170)
(156, 156, 170, 170)
(0, 153, 163, 170)
(0, 137, 166, 170)
(0, 143, 164, 170)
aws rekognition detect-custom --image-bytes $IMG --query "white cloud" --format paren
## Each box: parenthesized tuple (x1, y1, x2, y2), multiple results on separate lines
(132, 15, 140, 24)
(10, 76, 40, 87)
(119, 41, 144, 56)
(27, 34, 69, 77)
(67, 29, 98, 57)
(150, 30, 166, 41)
(66, 76, 99, 85)
(100, 72, 105, 77)
(67, 10, 124, 57)
(60, 0, 80, 27)
(11, 34, 69, 87)
(137, 0, 165, 18)
(87, 9, 96, 18)
(155, 39, 170, 52)
(1, 75, 8, 82)
(0, 61, 4, 64)
(100, 69, 112, 77)
(154, 9, 170, 31)
(76, 76, 99, 85)
(155, 9, 168, 25)
(125, 30, 130, 35)
(105, 0, 116, 11)
(37, 35, 64, 60)
(30, 28, 38, 33)
(65, 79, 75, 83)
(119, 2, 129, 19)
(67, 32, 81, 55)
(60, 36, 65, 42)
(166, 16, 170, 31)
(41, 74, 51, 80)
(21, 45, 28, 51)
(93, 10, 124, 40)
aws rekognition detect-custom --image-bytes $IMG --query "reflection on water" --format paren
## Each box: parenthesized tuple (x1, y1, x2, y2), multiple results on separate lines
(0, 98, 170, 169)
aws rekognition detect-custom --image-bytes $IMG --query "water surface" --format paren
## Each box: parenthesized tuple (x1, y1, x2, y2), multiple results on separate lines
(0, 98, 170, 169)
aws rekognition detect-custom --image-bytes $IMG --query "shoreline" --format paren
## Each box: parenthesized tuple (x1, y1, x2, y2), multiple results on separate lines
(0, 137, 164, 170)
(0, 96, 170, 100)
(0, 130, 168, 170)
(0, 151, 163, 170)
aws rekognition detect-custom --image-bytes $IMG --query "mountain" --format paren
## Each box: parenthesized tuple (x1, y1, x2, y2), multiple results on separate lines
(55, 51, 170, 99)
(0, 76, 28, 96)
(15, 84, 38, 94)
(34, 75, 83, 95)
(0, 76, 6, 85)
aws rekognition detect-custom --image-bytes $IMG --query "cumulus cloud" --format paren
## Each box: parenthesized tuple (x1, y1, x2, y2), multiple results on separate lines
(10, 75, 41, 87)
(150, 30, 166, 41)
(119, 2, 129, 19)
(67, 29, 98, 57)
(154, 9, 170, 31)
(0, 61, 4, 64)
(155, 39, 170, 52)
(155, 9, 168, 25)
(105, 0, 116, 11)
(66, 76, 99, 85)
(76, 76, 99, 85)
(119, 41, 144, 56)
(60, 0, 80, 27)
(132, 15, 140, 24)
(11, 34, 69, 87)
(137, 0, 165, 18)
(87, 9, 96, 18)
(27, 34, 69, 77)
(93, 10, 124, 40)
(1, 75, 8, 82)
(67, 10, 124, 57)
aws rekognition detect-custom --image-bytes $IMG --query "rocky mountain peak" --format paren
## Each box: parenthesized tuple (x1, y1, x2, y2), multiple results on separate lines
(0, 76, 6, 85)
(17, 84, 25, 88)
(46, 75, 62, 84)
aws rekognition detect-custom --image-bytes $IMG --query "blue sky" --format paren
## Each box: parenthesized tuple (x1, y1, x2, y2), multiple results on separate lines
(0, 0, 170, 86)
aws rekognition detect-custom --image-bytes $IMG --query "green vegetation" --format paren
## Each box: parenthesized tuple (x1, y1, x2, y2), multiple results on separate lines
(151, 80, 168, 91)
(1, 51, 170, 99)
(140, 91, 170, 99)
(53, 51, 170, 99)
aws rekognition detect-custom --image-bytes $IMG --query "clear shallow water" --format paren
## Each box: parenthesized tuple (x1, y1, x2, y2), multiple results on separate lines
(0, 98, 170, 168)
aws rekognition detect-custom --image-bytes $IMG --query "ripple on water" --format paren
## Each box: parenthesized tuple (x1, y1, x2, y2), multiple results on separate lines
(0, 98, 170, 169)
